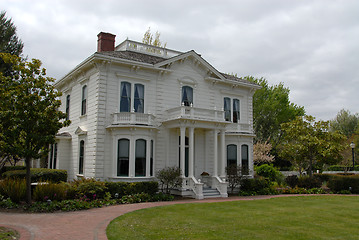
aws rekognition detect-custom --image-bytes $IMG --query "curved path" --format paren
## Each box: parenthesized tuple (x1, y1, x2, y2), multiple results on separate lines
(0, 195, 316, 240)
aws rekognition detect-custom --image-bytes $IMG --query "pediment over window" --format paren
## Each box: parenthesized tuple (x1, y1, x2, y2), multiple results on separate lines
(56, 132, 72, 139)
(178, 76, 198, 88)
(75, 126, 87, 135)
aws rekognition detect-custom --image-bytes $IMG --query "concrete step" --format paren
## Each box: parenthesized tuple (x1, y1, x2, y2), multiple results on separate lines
(203, 188, 221, 198)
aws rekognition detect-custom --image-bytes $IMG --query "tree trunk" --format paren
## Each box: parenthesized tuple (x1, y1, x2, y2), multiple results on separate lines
(308, 157, 313, 177)
(25, 157, 32, 205)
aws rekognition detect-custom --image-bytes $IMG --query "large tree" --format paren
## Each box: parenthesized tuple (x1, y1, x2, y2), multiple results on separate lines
(0, 53, 69, 204)
(330, 109, 358, 138)
(245, 76, 305, 145)
(280, 115, 346, 176)
(0, 11, 24, 76)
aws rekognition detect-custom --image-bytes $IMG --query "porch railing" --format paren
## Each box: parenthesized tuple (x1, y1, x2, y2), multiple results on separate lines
(211, 176, 228, 197)
(112, 112, 156, 126)
(182, 176, 204, 199)
(166, 106, 226, 122)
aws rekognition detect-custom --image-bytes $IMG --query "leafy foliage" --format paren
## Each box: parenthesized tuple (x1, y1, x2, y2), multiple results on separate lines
(327, 174, 359, 194)
(0, 178, 26, 203)
(226, 165, 244, 194)
(280, 115, 346, 176)
(0, 53, 70, 203)
(239, 177, 278, 196)
(2, 168, 67, 182)
(253, 141, 275, 165)
(256, 164, 283, 183)
(330, 109, 358, 138)
(142, 27, 167, 48)
(156, 166, 182, 194)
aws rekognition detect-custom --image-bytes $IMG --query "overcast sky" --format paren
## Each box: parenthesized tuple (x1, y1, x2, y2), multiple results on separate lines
(3, 0, 359, 120)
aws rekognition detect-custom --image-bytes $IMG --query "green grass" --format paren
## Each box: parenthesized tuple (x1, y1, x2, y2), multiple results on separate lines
(107, 196, 359, 240)
(0, 227, 19, 240)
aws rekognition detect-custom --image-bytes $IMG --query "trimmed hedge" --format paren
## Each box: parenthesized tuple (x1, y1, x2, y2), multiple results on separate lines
(105, 181, 158, 198)
(0, 166, 26, 176)
(327, 174, 359, 194)
(2, 168, 67, 183)
(239, 177, 278, 195)
(327, 165, 359, 171)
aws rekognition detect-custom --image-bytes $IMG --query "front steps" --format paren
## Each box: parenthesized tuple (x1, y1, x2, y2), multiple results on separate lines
(203, 187, 221, 198)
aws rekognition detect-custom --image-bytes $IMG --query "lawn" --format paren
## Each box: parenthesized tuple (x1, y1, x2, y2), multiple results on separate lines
(107, 195, 359, 240)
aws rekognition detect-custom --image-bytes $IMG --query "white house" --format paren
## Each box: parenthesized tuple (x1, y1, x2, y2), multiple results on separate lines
(50, 32, 260, 199)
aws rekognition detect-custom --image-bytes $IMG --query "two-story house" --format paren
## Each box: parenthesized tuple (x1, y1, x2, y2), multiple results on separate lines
(51, 32, 260, 199)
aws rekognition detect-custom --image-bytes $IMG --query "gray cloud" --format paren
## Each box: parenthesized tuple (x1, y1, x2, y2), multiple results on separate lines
(3, 0, 359, 120)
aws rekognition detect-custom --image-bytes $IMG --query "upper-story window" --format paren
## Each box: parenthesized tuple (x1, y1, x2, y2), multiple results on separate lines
(66, 95, 70, 120)
(224, 97, 240, 123)
(81, 85, 87, 115)
(120, 82, 131, 112)
(134, 84, 144, 113)
(182, 86, 193, 106)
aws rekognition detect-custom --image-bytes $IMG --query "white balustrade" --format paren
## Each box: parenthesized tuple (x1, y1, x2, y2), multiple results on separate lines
(166, 106, 226, 122)
(112, 112, 156, 125)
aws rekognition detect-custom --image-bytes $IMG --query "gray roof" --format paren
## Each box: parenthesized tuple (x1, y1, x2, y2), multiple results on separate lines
(98, 50, 256, 86)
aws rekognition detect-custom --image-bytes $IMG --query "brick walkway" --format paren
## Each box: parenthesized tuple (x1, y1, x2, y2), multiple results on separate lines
(0, 195, 307, 240)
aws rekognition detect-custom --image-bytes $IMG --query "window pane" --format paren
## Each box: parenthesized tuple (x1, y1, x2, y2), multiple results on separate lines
(150, 140, 154, 176)
(120, 82, 131, 112)
(182, 86, 193, 106)
(118, 139, 129, 176)
(227, 144, 237, 167)
(224, 97, 231, 121)
(66, 95, 70, 120)
(233, 99, 240, 123)
(241, 145, 249, 175)
(134, 84, 144, 113)
(135, 139, 146, 177)
(81, 86, 87, 115)
(79, 140, 84, 174)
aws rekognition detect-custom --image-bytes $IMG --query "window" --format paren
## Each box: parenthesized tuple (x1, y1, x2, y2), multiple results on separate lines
(66, 95, 70, 120)
(233, 99, 240, 123)
(81, 85, 87, 115)
(182, 86, 193, 106)
(150, 140, 154, 176)
(79, 140, 84, 174)
(120, 82, 131, 112)
(224, 97, 240, 122)
(241, 144, 249, 175)
(117, 139, 129, 176)
(134, 84, 144, 113)
(135, 139, 146, 177)
(227, 144, 237, 167)
(224, 97, 231, 121)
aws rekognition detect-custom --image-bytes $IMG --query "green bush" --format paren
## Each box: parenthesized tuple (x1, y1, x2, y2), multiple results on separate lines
(33, 182, 69, 202)
(0, 194, 18, 209)
(2, 168, 67, 183)
(326, 165, 359, 171)
(285, 175, 298, 188)
(0, 178, 26, 203)
(105, 181, 158, 198)
(76, 178, 108, 200)
(0, 165, 26, 176)
(297, 176, 322, 189)
(239, 177, 278, 196)
(157, 167, 182, 194)
(256, 164, 283, 183)
(327, 175, 359, 194)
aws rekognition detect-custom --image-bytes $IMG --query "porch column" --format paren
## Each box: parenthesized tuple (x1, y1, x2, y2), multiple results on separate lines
(146, 138, 151, 177)
(180, 126, 186, 177)
(129, 137, 135, 177)
(188, 127, 194, 178)
(213, 130, 218, 177)
(220, 130, 226, 178)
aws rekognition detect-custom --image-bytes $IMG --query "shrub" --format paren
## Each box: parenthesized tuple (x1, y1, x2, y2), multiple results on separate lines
(239, 177, 278, 196)
(2, 168, 67, 183)
(0, 194, 18, 209)
(297, 176, 322, 189)
(327, 175, 359, 194)
(105, 181, 130, 198)
(256, 164, 284, 183)
(157, 167, 182, 194)
(33, 182, 69, 202)
(0, 165, 26, 176)
(0, 178, 26, 203)
(285, 175, 298, 188)
(104, 181, 158, 198)
(76, 178, 107, 200)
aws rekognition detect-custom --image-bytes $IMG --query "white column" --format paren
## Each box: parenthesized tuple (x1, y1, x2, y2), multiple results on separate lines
(146, 138, 151, 177)
(220, 130, 226, 177)
(180, 126, 186, 177)
(188, 127, 194, 178)
(129, 137, 135, 177)
(213, 130, 218, 177)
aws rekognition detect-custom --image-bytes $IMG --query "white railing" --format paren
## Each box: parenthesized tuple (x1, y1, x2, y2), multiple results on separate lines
(211, 176, 228, 197)
(116, 40, 182, 59)
(226, 123, 253, 133)
(182, 176, 204, 199)
(166, 106, 226, 122)
(112, 112, 156, 126)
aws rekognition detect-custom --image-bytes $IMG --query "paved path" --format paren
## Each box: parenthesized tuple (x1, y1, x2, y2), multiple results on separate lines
(0, 195, 319, 240)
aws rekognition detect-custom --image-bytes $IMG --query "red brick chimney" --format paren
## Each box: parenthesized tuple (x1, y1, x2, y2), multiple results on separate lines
(97, 32, 116, 52)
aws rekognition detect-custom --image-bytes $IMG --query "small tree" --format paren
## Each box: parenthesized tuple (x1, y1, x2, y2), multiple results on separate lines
(280, 115, 346, 177)
(226, 165, 244, 194)
(0, 53, 70, 204)
(142, 27, 167, 48)
(253, 141, 275, 165)
(156, 166, 181, 194)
